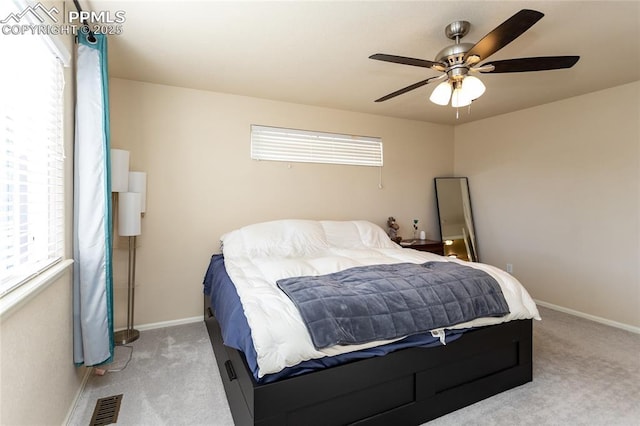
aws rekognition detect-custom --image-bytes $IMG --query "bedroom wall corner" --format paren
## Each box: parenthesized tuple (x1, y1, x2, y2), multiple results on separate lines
(453, 81, 640, 329)
(107, 78, 454, 327)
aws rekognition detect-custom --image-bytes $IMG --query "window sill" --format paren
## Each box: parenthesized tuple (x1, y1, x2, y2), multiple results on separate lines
(0, 259, 74, 320)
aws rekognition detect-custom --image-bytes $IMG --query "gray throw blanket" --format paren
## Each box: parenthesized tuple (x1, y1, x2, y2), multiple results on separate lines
(277, 262, 510, 349)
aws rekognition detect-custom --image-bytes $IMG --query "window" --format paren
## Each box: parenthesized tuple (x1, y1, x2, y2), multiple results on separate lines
(0, 33, 65, 296)
(251, 125, 383, 167)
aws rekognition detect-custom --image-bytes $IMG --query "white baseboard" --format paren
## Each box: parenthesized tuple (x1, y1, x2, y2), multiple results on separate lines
(64, 366, 92, 426)
(115, 315, 204, 333)
(534, 299, 640, 334)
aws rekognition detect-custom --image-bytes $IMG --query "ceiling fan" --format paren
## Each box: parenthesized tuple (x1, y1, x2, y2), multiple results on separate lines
(370, 9, 579, 108)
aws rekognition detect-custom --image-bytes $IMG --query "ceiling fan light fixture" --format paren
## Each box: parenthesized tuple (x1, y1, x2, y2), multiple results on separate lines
(451, 85, 472, 108)
(461, 75, 486, 100)
(429, 81, 452, 106)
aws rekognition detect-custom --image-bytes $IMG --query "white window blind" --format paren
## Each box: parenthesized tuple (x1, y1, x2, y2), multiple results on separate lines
(0, 33, 65, 296)
(251, 125, 383, 167)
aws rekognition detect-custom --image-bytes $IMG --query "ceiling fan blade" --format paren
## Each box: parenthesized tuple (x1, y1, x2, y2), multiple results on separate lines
(464, 9, 544, 62)
(374, 76, 441, 102)
(480, 56, 580, 73)
(369, 53, 443, 69)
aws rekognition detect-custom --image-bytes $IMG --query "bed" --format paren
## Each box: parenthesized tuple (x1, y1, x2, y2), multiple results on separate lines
(203, 219, 539, 425)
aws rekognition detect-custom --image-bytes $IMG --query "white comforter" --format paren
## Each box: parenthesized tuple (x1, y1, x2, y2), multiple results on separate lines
(221, 219, 540, 378)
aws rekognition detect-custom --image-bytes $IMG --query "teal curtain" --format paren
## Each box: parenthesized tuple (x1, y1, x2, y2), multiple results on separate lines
(73, 32, 114, 366)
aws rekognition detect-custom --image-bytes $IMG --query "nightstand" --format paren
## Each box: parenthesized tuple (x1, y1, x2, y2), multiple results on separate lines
(400, 239, 445, 256)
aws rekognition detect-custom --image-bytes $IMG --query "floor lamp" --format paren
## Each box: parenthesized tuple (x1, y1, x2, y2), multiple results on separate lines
(111, 149, 146, 346)
(114, 191, 142, 345)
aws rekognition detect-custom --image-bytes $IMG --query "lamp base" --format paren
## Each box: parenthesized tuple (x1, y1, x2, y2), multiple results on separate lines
(114, 328, 140, 345)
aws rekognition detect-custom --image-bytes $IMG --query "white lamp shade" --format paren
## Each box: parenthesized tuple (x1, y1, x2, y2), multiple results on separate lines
(111, 149, 130, 192)
(128, 171, 147, 213)
(429, 81, 452, 106)
(451, 86, 472, 108)
(461, 75, 486, 100)
(118, 192, 141, 236)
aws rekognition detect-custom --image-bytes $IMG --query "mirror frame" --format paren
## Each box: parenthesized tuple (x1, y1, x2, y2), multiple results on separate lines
(434, 177, 479, 262)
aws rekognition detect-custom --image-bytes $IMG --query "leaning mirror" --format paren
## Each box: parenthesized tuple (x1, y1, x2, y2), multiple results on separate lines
(434, 177, 478, 262)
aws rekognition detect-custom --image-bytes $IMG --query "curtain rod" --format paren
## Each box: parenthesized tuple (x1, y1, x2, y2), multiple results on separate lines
(72, 0, 97, 43)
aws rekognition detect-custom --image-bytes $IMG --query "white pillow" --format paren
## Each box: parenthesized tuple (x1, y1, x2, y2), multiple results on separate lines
(321, 220, 398, 249)
(221, 219, 329, 258)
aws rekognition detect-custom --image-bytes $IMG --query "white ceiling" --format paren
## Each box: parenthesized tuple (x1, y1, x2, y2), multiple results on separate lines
(86, 1, 640, 125)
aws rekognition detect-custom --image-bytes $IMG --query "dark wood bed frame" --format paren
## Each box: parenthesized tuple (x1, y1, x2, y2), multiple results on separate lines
(204, 298, 532, 426)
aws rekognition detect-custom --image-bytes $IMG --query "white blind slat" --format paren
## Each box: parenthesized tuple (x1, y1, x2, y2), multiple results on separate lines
(0, 30, 65, 296)
(251, 125, 383, 167)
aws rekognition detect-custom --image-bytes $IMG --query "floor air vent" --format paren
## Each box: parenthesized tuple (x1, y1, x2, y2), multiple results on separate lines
(90, 394, 123, 426)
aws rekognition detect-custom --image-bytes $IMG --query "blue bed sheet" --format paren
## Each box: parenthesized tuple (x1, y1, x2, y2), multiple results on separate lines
(203, 254, 463, 384)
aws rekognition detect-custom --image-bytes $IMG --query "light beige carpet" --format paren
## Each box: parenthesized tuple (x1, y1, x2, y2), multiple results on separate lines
(68, 306, 640, 425)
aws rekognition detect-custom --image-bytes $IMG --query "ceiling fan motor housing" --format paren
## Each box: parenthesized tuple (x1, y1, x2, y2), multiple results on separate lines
(435, 42, 474, 80)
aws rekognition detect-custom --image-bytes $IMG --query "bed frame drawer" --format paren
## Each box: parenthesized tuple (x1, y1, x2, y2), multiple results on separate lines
(204, 312, 254, 425)
(287, 374, 415, 425)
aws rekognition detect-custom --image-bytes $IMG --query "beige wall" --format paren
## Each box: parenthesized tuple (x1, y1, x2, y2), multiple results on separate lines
(0, 269, 85, 425)
(0, 13, 87, 424)
(109, 78, 454, 327)
(454, 81, 640, 328)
